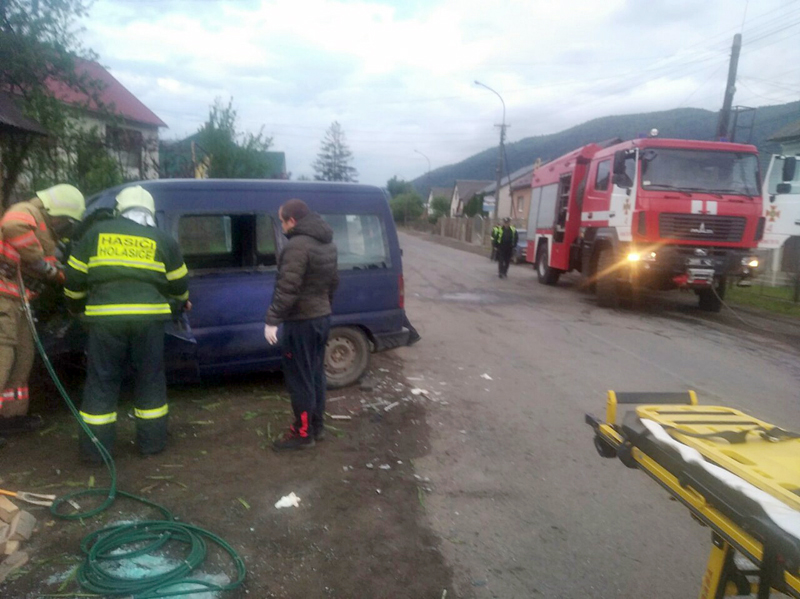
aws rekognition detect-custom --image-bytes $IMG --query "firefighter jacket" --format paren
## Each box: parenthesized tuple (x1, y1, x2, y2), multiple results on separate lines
(64, 216, 188, 319)
(0, 198, 58, 299)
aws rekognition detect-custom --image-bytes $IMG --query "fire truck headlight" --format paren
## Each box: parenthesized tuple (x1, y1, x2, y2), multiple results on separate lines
(741, 257, 759, 268)
(627, 252, 641, 262)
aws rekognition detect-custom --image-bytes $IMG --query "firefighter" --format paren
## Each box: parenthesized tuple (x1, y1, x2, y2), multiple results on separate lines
(64, 186, 189, 462)
(496, 218, 518, 279)
(0, 184, 85, 439)
(490, 223, 501, 261)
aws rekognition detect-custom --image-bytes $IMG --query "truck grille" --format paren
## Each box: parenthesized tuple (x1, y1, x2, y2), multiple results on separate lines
(658, 214, 746, 242)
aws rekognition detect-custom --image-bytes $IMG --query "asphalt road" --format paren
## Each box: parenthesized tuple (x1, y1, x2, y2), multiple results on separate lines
(395, 232, 800, 599)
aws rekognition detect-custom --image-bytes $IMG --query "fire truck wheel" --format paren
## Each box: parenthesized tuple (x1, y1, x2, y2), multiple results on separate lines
(595, 248, 619, 308)
(536, 245, 560, 285)
(697, 278, 725, 312)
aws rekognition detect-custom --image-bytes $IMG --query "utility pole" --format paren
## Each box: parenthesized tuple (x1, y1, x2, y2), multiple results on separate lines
(475, 81, 508, 219)
(414, 149, 431, 212)
(716, 33, 742, 141)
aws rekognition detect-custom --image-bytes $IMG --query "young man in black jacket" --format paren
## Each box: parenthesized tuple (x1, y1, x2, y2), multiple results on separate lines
(265, 199, 339, 451)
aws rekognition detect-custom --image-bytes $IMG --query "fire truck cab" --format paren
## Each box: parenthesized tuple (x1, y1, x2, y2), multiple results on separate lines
(526, 136, 764, 311)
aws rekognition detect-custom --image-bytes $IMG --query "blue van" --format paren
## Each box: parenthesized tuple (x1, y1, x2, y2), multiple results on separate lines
(46, 179, 417, 388)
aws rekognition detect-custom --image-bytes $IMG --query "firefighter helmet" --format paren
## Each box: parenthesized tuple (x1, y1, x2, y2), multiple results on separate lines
(36, 184, 85, 221)
(116, 185, 155, 215)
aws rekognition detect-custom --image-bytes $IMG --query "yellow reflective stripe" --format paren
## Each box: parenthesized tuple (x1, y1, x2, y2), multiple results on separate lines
(64, 288, 87, 299)
(88, 257, 166, 273)
(134, 404, 169, 420)
(80, 411, 117, 425)
(170, 291, 189, 301)
(85, 303, 172, 316)
(68, 255, 88, 273)
(166, 263, 188, 281)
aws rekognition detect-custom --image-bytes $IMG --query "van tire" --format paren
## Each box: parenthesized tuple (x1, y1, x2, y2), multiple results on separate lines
(325, 327, 370, 389)
(596, 248, 619, 308)
(536, 245, 560, 285)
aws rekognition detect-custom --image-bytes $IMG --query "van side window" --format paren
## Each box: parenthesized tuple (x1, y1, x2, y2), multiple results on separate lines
(255, 214, 278, 267)
(595, 160, 611, 191)
(321, 214, 390, 270)
(178, 214, 252, 270)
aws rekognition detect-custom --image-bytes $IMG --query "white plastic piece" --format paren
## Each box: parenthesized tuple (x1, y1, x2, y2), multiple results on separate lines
(480, 373, 493, 380)
(274, 492, 301, 509)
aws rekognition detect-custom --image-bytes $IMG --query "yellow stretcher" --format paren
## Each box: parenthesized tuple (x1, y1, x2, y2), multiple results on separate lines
(586, 391, 800, 599)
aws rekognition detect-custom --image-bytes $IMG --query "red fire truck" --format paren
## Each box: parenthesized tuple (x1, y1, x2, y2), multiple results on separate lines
(525, 135, 764, 311)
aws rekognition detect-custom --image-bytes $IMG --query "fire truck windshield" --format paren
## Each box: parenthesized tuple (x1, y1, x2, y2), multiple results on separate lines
(640, 149, 759, 197)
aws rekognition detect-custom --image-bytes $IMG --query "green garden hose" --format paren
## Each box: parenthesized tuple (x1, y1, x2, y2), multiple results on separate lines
(18, 273, 246, 598)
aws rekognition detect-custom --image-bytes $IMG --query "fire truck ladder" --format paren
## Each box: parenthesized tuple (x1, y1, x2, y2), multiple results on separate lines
(731, 106, 757, 144)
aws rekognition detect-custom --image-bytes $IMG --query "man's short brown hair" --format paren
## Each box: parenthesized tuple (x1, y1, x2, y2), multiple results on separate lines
(280, 198, 310, 222)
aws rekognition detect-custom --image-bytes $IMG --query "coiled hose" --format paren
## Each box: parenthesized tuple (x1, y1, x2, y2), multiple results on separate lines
(18, 272, 246, 598)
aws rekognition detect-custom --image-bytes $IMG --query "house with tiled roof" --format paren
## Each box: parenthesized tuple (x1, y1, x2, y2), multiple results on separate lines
(46, 58, 167, 180)
(449, 179, 493, 216)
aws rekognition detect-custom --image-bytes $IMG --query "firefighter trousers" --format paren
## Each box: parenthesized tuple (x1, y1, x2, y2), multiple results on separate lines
(281, 316, 330, 438)
(80, 320, 168, 460)
(0, 295, 35, 419)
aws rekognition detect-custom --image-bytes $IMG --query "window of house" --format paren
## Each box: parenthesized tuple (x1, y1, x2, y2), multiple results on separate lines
(178, 214, 278, 270)
(106, 125, 144, 173)
(321, 214, 390, 269)
(595, 160, 611, 191)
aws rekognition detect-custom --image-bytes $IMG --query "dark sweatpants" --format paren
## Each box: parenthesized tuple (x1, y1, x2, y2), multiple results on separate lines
(80, 320, 168, 460)
(282, 316, 331, 438)
(497, 246, 513, 276)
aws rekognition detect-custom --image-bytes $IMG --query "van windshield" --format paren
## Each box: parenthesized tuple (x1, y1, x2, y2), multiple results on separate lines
(640, 149, 760, 196)
(321, 214, 391, 270)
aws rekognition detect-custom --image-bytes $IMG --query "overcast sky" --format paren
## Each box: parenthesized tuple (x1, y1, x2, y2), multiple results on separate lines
(81, 0, 800, 185)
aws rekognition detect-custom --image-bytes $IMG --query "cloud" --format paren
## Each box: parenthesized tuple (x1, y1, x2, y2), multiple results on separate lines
(82, 0, 800, 184)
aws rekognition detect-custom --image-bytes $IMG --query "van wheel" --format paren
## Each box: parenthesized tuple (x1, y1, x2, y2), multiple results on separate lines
(325, 327, 370, 389)
(596, 249, 619, 308)
(536, 245, 560, 285)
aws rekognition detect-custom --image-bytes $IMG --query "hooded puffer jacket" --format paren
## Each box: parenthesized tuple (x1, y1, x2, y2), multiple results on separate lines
(266, 212, 339, 325)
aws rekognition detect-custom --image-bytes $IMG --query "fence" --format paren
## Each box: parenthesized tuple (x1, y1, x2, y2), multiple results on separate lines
(436, 216, 526, 247)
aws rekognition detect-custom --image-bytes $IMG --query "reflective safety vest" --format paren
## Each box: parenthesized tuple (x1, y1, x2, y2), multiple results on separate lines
(64, 216, 188, 319)
(491, 225, 502, 244)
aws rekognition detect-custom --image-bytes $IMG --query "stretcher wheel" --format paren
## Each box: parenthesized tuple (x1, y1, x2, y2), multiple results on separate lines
(594, 435, 617, 459)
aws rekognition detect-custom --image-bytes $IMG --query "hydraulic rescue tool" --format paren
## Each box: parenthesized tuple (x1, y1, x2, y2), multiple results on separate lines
(586, 391, 800, 599)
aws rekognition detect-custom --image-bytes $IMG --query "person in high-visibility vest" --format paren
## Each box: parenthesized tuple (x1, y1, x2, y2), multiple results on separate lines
(496, 218, 518, 279)
(490, 224, 501, 261)
(64, 186, 189, 462)
(0, 184, 85, 440)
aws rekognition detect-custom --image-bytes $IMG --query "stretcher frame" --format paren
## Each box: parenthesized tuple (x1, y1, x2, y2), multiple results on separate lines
(586, 391, 800, 599)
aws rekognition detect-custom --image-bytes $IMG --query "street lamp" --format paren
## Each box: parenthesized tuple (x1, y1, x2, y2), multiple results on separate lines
(414, 149, 431, 210)
(474, 80, 508, 220)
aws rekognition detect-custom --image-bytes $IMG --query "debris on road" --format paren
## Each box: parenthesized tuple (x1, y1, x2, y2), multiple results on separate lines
(275, 492, 301, 509)
(384, 401, 400, 412)
(480, 373, 493, 380)
(379, 464, 391, 470)
(330, 414, 352, 421)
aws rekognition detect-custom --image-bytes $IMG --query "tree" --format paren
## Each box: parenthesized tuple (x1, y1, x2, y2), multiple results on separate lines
(0, 0, 122, 205)
(430, 196, 450, 219)
(313, 121, 358, 182)
(194, 98, 274, 179)
(386, 175, 414, 198)
(463, 193, 486, 217)
(389, 192, 424, 225)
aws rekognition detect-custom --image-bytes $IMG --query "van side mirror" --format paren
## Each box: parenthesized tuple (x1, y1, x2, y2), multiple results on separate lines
(776, 183, 792, 194)
(782, 157, 797, 182)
